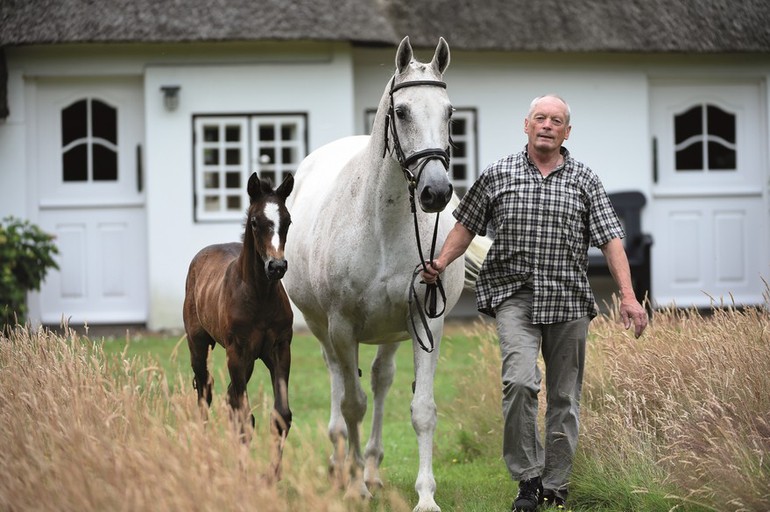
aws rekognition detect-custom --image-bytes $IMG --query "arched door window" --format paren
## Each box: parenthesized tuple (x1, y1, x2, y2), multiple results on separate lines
(61, 98, 118, 182)
(674, 103, 736, 172)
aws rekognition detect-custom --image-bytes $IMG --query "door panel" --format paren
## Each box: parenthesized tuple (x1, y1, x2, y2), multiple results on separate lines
(650, 80, 768, 308)
(34, 78, 148, 324)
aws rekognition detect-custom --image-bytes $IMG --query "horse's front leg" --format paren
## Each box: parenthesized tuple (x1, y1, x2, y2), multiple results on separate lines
(266, 331, 293, 481)
(225, 342, 257, 443)
(364, 342, 400, 490)
(328, 318, 370, 501)
(409, 318, 444, 512)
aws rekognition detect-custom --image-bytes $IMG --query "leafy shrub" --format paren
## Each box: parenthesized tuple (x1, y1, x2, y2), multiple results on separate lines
(0, 217, 59, 331)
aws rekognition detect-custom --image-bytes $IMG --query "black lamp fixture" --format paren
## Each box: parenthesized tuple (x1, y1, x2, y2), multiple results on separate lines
(160, 85, 180, 111)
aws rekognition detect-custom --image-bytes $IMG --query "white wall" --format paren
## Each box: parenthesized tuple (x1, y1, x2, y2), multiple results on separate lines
(144, 45, 356, 329)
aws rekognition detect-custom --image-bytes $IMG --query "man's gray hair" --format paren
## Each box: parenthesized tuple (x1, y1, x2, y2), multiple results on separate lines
(528, 94, 571, 124)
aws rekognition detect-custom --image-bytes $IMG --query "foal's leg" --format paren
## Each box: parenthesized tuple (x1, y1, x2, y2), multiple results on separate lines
(187, 329, 215, 408)
(265, 331, 293, 481)
(225, 342, 257, 442)
(364, 342, 400, 490)
(409, 319, 444, 512)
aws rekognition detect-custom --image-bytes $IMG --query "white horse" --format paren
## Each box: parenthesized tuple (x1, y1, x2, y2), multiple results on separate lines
(284, 36, 486, 512)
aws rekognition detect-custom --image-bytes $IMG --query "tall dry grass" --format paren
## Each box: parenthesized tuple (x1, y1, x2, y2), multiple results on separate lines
(0, 325, 410, 512)
(445, 301, 770, 511)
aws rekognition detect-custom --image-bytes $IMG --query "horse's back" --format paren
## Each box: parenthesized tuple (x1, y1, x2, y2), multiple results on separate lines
(287, 135, 369, 215)
(183, 242, 240, 330)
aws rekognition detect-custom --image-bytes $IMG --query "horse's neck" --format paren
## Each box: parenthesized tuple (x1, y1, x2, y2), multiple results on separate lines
(236, 236, 273, 295)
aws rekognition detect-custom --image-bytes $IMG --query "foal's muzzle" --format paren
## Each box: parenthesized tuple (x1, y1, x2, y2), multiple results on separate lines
(266, 259, 288, 280)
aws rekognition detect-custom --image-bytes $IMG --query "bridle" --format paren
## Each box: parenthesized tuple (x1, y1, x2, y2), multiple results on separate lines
(382, 76, 452, 353)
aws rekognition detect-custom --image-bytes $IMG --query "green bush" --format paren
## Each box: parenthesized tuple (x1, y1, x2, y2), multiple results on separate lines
(0, 217, 59, 331)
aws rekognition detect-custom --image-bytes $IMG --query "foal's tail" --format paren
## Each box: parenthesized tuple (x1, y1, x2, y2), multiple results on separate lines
(447, 193, 492, 291)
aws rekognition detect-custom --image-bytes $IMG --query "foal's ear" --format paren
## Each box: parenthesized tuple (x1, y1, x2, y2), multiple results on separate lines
(431, 37, 450, 75)
(276, 173, 294, 200)
(395, 36, 413, 74)
(247, 172, 262, 201)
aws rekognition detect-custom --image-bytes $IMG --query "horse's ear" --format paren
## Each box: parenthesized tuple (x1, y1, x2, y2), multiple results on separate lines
(431, 37, 450, 75)
(276, 173, 294, 200)
(247, 172, 261, 201)
(395, 36, 413, 74)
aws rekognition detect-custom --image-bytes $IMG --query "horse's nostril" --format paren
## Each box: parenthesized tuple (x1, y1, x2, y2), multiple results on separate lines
(266, 259, 288, 280)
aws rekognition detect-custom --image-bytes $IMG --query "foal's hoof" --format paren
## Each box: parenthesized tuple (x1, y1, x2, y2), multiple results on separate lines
(365, 477, 384, 491)
(343, 482, 373, 502)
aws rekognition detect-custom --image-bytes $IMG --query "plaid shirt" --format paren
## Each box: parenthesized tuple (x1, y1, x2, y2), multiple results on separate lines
(454, 146, 624, 323)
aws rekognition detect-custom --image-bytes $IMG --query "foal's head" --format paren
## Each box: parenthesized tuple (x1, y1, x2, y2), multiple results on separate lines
(246, 172, 294, 281)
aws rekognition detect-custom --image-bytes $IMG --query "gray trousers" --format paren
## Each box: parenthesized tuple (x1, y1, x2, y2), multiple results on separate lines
(495, 284, 589, 499)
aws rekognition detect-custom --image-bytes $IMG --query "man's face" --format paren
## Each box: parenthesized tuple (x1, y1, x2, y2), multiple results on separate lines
(524, 97, 571, 153)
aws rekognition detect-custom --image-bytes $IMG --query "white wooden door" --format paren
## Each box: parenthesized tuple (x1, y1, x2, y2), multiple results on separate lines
(650, 80, 768, 308)
(33, 78, 148, 324)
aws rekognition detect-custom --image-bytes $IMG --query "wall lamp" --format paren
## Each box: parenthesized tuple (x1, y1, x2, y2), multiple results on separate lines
(160, 85, 180, 111)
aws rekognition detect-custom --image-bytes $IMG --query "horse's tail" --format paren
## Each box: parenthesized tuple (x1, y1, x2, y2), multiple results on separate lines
(447, 193, 491, 291)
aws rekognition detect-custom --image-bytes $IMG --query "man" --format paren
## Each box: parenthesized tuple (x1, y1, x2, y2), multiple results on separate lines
(421, 94, 648, 511)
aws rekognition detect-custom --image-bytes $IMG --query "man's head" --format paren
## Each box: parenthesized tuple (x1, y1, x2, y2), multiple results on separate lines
(524, 94, 572, 155)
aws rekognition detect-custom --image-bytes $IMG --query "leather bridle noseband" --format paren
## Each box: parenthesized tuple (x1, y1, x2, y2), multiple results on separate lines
(382, 76, 452, 353)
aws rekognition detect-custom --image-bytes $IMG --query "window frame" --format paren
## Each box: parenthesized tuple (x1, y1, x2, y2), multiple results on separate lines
(192, 112, 308, 223)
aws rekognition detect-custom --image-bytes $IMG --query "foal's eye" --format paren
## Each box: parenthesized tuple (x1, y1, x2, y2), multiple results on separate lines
(250, 217, 257, 229)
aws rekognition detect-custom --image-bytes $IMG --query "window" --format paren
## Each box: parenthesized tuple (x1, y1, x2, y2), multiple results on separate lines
(674, 103, 736, 172)
(364, 108, 478, 198)
(61, 98, 118, 182)
(193, 114, 307, 221)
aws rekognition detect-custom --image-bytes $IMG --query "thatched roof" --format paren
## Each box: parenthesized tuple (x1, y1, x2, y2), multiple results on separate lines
(2, 0, 769, 53)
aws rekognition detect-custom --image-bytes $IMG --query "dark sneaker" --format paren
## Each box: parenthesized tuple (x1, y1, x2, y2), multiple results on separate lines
(512, 477, 543, 512)
(542, 490, 567, 509)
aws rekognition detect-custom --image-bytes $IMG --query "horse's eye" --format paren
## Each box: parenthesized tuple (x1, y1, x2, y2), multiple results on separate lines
(448, 106, 455, 118)
(250, 217, 257, 229)
(395, 107, 406, 120)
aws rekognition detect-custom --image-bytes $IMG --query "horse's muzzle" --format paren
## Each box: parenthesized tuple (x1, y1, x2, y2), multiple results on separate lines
(419, 182, 453, 213)
(266, 259, 288, 280)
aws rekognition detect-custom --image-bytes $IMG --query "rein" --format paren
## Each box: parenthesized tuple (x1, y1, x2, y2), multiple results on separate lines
(382, 76, 451, 353)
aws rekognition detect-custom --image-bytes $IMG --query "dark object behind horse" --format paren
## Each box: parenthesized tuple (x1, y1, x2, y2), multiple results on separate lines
(182, 172, 294, 479)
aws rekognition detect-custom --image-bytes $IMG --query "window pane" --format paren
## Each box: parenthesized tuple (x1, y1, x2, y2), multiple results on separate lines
(452, 163, 467, 180)
(707, 105, 735, 143)
(93, 144, 118, 181)
(674, 106, 702, 144)
(260, 148, 275, 164)
(281, 123, 297, 141)
(204, 148, 219, 165)
(452, 118, 467, 135)
(708, 142, 736, 170)
(203, 126, 219, 142)
(225, 172, 240, 189)
(92, 100, 117, 144)
(452, 141, 467, 159)
(259, 124, 275, 141)
(226, 196, 241, 211)
(225, 125, 241, 142)
(225, 148, 240, 165)
(282, 147, 298, 164)
(204, 196, 219, 211)
(63, 145, 88, 181)
(204, 172, 219, 189)
(676, 142, 703, 171)
(62, 100, 88, 146)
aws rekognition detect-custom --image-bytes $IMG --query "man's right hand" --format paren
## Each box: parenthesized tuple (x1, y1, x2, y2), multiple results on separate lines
(420, 260, 444, 284)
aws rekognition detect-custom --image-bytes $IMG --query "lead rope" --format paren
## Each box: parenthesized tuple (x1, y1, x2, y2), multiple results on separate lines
(407, 182, 447, 354)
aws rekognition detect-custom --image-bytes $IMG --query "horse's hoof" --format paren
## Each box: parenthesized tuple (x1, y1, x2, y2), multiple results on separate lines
(343, 484, 373, 502)
(365, 477, 384, 490)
